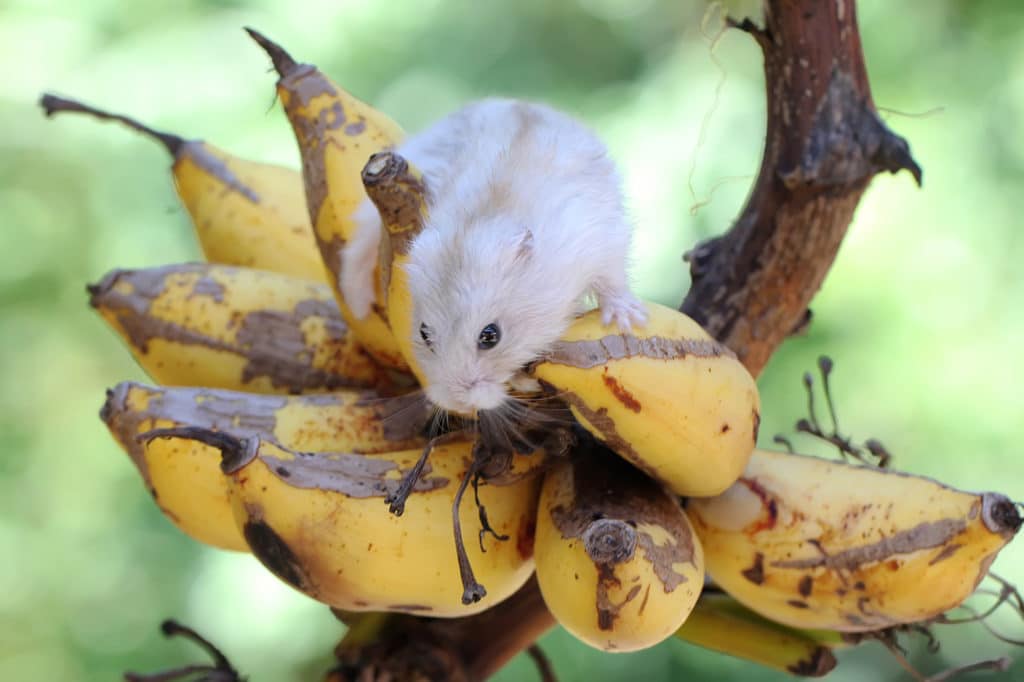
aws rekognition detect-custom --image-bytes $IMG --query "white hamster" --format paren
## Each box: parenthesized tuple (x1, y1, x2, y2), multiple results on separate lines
(341, 98, 646, 415)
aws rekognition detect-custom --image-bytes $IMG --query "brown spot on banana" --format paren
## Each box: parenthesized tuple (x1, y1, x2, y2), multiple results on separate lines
(179, 141, 260, 203)
(637, 585, 651, 616)
(235, 298, 356, 392)
(600, 372, 641, 412)
(188, 275, 226, 302)
(596, 564, 642, 631)
(742, 553, 765, 585)
(798, 575, 813, 597)
(554, 389, 660, 483)
(771, 518, 969, 571)
(387, 604, 433, 612)
(787, 648, 837, 677)
(242, 513, 313, 594)
(543, 334, 733, 369)
(258, 449, 448, 498)
(516, 517, 536, 560)
(926, 543, 963, 565)
(282, 95, 341, 225)
(739, 479, 778, 534)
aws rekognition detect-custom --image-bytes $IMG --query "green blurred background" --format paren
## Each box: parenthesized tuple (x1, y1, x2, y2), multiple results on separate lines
(3, 0, 1023, 679)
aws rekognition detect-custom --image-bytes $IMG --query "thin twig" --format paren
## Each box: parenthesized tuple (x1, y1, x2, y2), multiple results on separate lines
(122, 619, 243, 682)
(526, 644, 558, 682)
(925, 657, 1011, 682)
(454, 451, 488, 604)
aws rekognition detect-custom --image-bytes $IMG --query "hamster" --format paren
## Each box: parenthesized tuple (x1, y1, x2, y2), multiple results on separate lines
(340, 98, 646, 416)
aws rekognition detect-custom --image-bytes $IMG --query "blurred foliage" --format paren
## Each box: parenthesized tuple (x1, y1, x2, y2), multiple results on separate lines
(2, 0, 1023, 679)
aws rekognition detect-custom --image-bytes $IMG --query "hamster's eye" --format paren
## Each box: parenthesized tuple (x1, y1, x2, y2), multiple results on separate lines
(477, 323, 501, 350)
(419, 323, 433, 348)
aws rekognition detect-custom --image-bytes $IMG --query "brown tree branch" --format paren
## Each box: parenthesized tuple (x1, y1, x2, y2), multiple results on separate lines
(682, 0, 921, 376)
(330, 0, 921, 679)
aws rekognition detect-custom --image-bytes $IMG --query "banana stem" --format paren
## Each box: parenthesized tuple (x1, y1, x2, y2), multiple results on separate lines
(39, 93, 186, 156)
(244, 27, 298, 77)
(385, 429, 470, 515)
(679, 1, 922, 375)
(526, 645, 558, 682)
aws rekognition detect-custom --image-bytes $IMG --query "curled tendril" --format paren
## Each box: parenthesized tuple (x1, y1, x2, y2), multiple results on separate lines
(122, 619, 244, 682)
(933, 572, 1024, 646)
(782, 355, 893, 467)
(845, 572, 1023, 680)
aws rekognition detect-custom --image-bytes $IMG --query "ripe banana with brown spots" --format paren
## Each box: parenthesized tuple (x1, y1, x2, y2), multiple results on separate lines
(101, 381, 429, 551)
(530, 301, 760, 497)
(88, 263, 398, 393)
(39, 94, 329, 284)
(145, 428, 546, 617)
(247, 30, 411, 373)
(533, 442, 704, 652)
(686, 448, 1022, 631)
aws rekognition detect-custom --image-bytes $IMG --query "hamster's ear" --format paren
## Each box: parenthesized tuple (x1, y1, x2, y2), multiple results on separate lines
(514, 227, 534, 263)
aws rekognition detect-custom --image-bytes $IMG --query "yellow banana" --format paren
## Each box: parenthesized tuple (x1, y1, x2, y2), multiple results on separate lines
(88, 263, 397, 393)
(247, 30, 410, 373)
(530, 301, 760, 497)
(534, 443, 704, 652)
(361, 151, 429, 383)
(39, 94, 327, 283)
(686, 448, 1022, 631)
(166, 429, 545, 617)
(101, 381, 430, 551)
(675, 592, 837, 677)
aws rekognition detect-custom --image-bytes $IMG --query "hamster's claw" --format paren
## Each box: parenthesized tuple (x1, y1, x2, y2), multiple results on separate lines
(599, 293, 648, 332)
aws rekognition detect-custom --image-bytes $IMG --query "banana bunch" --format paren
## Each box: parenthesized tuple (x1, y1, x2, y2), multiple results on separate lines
(45, 28, 1022, 678)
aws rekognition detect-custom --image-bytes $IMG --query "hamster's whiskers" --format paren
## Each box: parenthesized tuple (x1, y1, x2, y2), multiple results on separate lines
(427, 404, 451, 440)
(373, 390, 433, 435)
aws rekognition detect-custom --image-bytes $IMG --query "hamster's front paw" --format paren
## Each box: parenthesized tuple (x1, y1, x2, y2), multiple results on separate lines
(599, 292, 648, 332)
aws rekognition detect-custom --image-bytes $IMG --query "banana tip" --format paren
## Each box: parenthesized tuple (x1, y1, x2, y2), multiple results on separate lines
(99, 382, 131, 424)
(39, 93, 63, 118)
(86, 270, 123, 308)
(787, 647, 838, 677)
(982, 493, 1023, 536)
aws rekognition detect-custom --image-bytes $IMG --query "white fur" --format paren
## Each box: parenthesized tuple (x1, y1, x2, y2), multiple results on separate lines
(340, 98, 646, 415)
